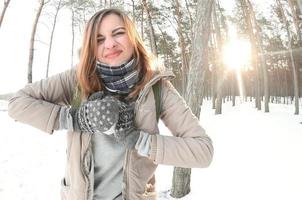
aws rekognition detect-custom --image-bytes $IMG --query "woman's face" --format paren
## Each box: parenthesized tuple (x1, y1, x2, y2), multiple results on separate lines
(96, 14, 134, 66)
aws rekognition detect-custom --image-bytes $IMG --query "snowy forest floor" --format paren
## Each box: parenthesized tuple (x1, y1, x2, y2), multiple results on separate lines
(0, 99, 302, 200)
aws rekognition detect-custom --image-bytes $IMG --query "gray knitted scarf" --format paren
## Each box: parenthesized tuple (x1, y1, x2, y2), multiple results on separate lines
(96, 58, 139, 94)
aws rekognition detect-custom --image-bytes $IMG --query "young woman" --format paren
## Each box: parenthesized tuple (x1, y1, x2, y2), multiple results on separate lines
(8, 8, 213, 200)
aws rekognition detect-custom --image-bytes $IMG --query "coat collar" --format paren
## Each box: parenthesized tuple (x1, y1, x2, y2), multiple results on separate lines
(136, 69, 175, 106)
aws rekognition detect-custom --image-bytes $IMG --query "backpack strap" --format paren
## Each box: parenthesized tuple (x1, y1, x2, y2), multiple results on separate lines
(152, 80, 161, 122)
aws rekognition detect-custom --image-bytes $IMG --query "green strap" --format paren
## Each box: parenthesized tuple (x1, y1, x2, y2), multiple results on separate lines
(152, 81, 161, 122)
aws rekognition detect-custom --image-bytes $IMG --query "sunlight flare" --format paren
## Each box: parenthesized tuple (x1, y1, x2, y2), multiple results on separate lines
(223, 39, 251, 70)
(223, 25, 251, 70)
(235, 69, 245, 99)
(223, 25, 249, 98)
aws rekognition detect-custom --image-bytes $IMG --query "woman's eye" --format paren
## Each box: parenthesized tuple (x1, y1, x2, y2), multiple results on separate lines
(97, 38, 105, 43)
(114, 32, 125, 36)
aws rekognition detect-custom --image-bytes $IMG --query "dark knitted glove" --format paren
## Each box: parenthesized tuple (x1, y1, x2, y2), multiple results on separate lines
(113, 101, 136, 140)
(59, 91, 136, 138)
(76, 92, 123, 133)
(59, 91, 120, 133)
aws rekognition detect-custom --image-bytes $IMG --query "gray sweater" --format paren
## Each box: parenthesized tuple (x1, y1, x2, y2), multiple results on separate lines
(91, 130, 139, 200)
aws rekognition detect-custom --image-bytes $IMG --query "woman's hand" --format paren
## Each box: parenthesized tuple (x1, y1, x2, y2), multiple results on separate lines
(59, 91, 136, 136)
(70, 94, 120, 133)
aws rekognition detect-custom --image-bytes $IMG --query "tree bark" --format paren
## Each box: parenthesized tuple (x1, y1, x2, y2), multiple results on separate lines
(298, 0, 302, 11)
(171, 0, 214, 198)
(71, 8, 75, 67)
(184, 0, 214, 115)
(184, 0, 194, 41)
(157, 25, 170, 67)
(46, 0, 63, 78)
(277, 0, 299, 114)
(171, 168, 191, 198)
(211, 61, 217, 109)
(240, 0, 261, 110)
(131, 0, 135, 23)
(0, 0, 11, 29)
(287, 0, 302, 41)
(231, 70, 236, 106)
(246, 0, 270, 112)
(209, 37, 216, 109)
(28, 0, 45, 83)
(174, 0, 189, 95)
(140, 4, 144, 40)
(213, 1, 224, 115)
(142, 0, 158, 56)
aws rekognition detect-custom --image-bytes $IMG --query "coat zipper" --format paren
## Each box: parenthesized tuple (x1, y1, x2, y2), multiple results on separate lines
(123, 149, 131, 200)
(80, 133, 92, 200)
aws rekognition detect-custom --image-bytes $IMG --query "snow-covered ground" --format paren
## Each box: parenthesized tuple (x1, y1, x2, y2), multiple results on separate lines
(0, 99, 302, 200)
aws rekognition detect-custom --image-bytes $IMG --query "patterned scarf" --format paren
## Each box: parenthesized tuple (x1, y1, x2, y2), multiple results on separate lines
(96, 58, 139, 94)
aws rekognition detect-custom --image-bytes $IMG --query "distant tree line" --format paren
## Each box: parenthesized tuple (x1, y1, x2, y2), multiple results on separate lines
(1, 0, 301, 114)
(0, 0, 301, 197)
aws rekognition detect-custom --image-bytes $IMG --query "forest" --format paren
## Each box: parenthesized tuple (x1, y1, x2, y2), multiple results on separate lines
(1, 0, 302, 116)
(1, 0, 302, 198)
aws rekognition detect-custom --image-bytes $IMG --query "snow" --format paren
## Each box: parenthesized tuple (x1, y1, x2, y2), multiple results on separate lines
(0, 99, 302, 200)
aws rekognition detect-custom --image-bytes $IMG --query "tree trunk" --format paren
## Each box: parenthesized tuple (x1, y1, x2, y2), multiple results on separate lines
(184, 0, 214, 115)
(231, 71, 236, 106)
(0, 0, 11, 29)
(284, 67, 289, 103)
(277, 0, 299, 114)
(171, 168, 191, 198)
(184, 0, 194, 42)
(71, 8, 75, 67)
(46, 0, 62, 78)
(240, 0, 261, 110)
(28, 0, 45, 83)
(157, 26, 170, 68)
(171, 0, 214, 198)
(287, 0, 302, 41)
(211, 64, 217, 109)
(131, 0, 135, 23)
(174, 0, 189, 95)
(298, 0, 302, 11)
(140, 5, 144, 40)
(142, 0, 158, 56)
(210, 35, 216, 109)
(213, 1, 223, 115)
(246, 0, 269, 112)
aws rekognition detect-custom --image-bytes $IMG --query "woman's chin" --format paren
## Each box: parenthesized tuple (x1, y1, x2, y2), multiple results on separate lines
(105, 59, 130, 67)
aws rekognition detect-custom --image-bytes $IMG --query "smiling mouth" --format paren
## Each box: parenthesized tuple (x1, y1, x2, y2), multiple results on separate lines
(105, 51, 122, 59)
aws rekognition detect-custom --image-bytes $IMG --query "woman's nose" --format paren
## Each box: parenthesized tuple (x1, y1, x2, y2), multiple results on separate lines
(104, 37, 117, 49)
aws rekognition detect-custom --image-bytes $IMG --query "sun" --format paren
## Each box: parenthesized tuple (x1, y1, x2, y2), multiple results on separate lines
(223, 39, 251, 70)
(222, 24, 251, 70)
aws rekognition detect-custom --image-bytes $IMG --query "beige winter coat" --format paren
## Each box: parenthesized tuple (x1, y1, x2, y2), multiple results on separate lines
(8, 68, 213, 200)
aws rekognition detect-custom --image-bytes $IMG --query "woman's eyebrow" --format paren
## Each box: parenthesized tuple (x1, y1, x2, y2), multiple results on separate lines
(97, 27, 126, 37)
(112, 27, 125, 33)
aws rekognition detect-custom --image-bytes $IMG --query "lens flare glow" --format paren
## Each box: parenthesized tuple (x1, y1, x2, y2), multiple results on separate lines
(222, 24, 250, 98)
(222, 24, 251, 70)
(223, 39, 251, 70)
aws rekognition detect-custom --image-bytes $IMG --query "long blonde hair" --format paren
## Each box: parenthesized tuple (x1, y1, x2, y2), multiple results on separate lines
(77, 8, 154, 99)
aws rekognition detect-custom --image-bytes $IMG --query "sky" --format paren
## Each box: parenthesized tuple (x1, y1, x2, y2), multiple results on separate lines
(0, 0, 76, 94)
(1, 99, 301, 199)
(0, 0, 272, 94)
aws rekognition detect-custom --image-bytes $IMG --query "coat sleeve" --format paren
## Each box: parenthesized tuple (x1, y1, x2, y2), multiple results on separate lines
(8, 69, 77, 134)
(149, 80, 213, 168)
